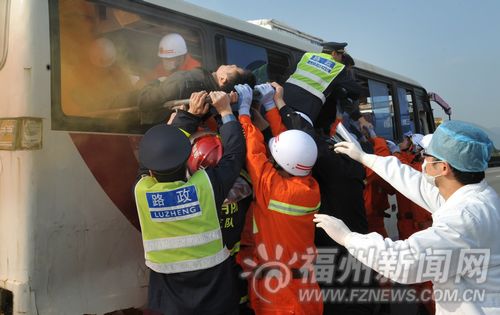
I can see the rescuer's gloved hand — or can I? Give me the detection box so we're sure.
[254,83,275,111]
[313,214,352,247]
[334,141,377,168]
[234,84,253,116]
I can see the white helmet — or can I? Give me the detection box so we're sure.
[158,33,187,58]
[268,130,318,176]
[88,37,117,67]
[420,134,433,150]
[411,133,425,149]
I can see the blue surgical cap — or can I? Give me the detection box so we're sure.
[426,120,493,172]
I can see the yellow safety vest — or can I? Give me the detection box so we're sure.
[134,170,228,274]
[286,52,345,103]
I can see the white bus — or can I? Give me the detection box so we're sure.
[0,0,497,314]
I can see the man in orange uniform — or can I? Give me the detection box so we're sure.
[137,33,201,87]
[235,83,323,315]
[394,133,433,239]
[363,134,393,237]
[394,133,435,315]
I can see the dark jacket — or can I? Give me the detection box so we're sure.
[279,106,374,315]
[279,106,367,235]
[310,127,372,313]
[138,68,219,124]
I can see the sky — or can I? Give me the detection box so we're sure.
[184,0,500,147]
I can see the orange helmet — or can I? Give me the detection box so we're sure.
[187,131,223,175]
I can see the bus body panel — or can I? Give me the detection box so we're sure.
[0,0,39,313]
[33,130,147,314]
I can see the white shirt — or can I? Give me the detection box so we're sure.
[345,155,500,315]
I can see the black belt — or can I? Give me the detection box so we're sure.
[255,267,303,279]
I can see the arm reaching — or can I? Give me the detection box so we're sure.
[313,214,352,246]
[335,141,443,213]
[261,82,286,136]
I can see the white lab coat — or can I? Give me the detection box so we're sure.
[345,155,500,315]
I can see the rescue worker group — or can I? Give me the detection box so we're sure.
[134,40,500,315]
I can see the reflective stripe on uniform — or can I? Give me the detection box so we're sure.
[239,169,252,185]
[253,215,258,234]
[286,52,344,104]
[135,171,225,274]
[179,128,191,137]
[146,247,229,273]
[143,228,222,252]
[286,77,326,103]
[268,199,320,216]
[239,295,249,304]
[293,68,331,90]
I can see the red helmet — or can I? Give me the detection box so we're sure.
[187,131,223,175]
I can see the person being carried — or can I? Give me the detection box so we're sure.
[114,64,255,125]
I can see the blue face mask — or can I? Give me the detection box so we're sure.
[422,159,444,186]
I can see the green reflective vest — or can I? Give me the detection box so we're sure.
[287,52,345,103]
[134,170,228,274]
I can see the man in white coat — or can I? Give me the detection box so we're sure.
[314,120,500,315]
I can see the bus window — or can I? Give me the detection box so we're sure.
[397,87,415,135]
[267,49,291,84]
[216,36,291,85]
[364,79,396,141]
[53,0,204,131]
[222,37,269,84]
[0,0,9,70]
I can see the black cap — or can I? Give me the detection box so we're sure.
[139,124,191,172]
[321,41,348,53]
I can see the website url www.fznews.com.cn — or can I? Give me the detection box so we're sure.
[298,288,486,304]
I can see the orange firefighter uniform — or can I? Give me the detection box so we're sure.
[394,151,435,314]
[363,137,394,237]
[393,153,433,239]
[239,114,323,315]
[139,54,201,86]
[264,107,287,136]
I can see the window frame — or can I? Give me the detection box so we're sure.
[354,66,433,141]
[0,0,10,70]
[49,0,209,133]
[213,26,298,84]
